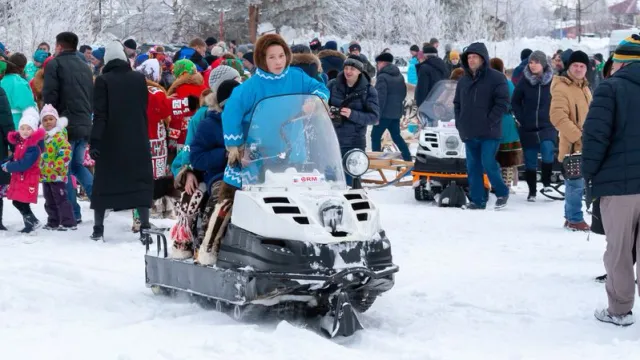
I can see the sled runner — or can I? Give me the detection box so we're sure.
[362,151,414,188]
[143,94,398,338]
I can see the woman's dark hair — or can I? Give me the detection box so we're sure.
[6,53,27,76]
[603,55,614,79]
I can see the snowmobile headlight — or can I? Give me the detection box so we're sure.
[445,136,460,150]
[343,149,369,178]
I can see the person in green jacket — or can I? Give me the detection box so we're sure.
[24,49,49,81]
[490,58,523,193]
[0,55,37,129]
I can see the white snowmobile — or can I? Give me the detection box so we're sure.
[412,80,487,206]
[144,94,398,338]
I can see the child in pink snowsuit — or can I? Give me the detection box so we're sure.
[1,107,44,233]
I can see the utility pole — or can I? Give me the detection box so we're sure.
[577,0,581,43]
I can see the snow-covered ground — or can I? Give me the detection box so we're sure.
[1,186,639,360]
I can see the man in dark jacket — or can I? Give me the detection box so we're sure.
[43,32,95,224]
[327,55,380,185]
[511,49,532,85]
[583,36,640,327]
[370,52,411,161]
[415,45,448,107]
[0,87,14,230]
[89,41,153,244]
[454,42,510,209]
[511,50,556,201]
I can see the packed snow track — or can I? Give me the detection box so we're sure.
[1,186,638,359]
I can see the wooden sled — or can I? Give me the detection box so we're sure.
[362,152,414,188]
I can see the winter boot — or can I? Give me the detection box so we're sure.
[494,196,509,210]
[91,225,104,242]
[197,200,233,266]
[565,220,590,232]
[19,214,40,234]
[525,170,537,202]
[0,201,6,231]
[540,162,554,193]
[139,226,153,246]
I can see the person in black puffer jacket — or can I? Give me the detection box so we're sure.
[415,45,448,107]
[43,32,95,224]
[511,50,556,201]
[370,52,410,161]
[0,86,14,230]
[327,55,380,184]
[454,42,510,209]
[583,36,640,326]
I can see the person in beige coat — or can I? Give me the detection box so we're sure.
[550,50,592,231]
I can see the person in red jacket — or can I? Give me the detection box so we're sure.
[166,59,207,154]
[136,59,190,222]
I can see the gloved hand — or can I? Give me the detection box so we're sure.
[89,147,101,161]
[226,146,244,167]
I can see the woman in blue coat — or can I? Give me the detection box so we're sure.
[511,51,556,201]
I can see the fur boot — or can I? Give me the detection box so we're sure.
[169,184,207,259]
[197,199,233,266]
[501,167,514,193]
[151,198,164,219]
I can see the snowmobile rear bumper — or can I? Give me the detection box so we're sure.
[143,230,398,306]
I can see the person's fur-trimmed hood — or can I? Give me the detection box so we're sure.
[317,49,347,61]
[254,34,292,73]
[523,65,554,86]
[8,127,46,146]
[291,53,322,70]
[167,72,204,95]
[204,92,221,112]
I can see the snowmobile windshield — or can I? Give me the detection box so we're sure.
[418,80,457,128]
[239,94,347,190]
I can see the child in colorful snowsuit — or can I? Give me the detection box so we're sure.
[40,104,75,230]
[1,107,44,233]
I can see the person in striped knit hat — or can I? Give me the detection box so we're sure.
[582,34,640,327]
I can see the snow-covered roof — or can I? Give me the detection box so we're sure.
[609,0,639,14]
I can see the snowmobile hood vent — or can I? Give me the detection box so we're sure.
[344,192,374,223]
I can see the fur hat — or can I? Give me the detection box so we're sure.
[344,54,365,73]
[520,49,533,61]
[208,65,240,91]
[19,107,40,130]
[216,80,240,108]
[375,52,394,63]
[567,50,589,68]
[254,34,292,73]
[136,59,161,82]
[528,50,548,68]
[450,67,465,81]
[104,41,127,64]
[123,39,137,51]
[211,46,225,57]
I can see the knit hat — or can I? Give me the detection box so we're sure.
[423,45,438,55]
[242,52,254,65]
[613,34,640,63]
[92,47,105,61]
[237,44,250,54]
[39,104,59,121]
[520,49,533,61]
[33,49,48,64]
[216,79,240,108]
[344,54,365,73]
[528,50,548,68]
[208,65,240,91]
[410,45,420,52]
[324,41,338,51]
[290,44,311,54]
[375,52,394,63]
[309,38,322,51]
[123,39,137,51]
[136,59,161,82]
[19,107,40,130]
[205,37,217,47]
[173,59,197,77]
[567,50,590,68]
[211,46,225,57]
[349,43,362,53]
[104,41,127,64]
[594,53,604,63]
[449,51,460,60]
